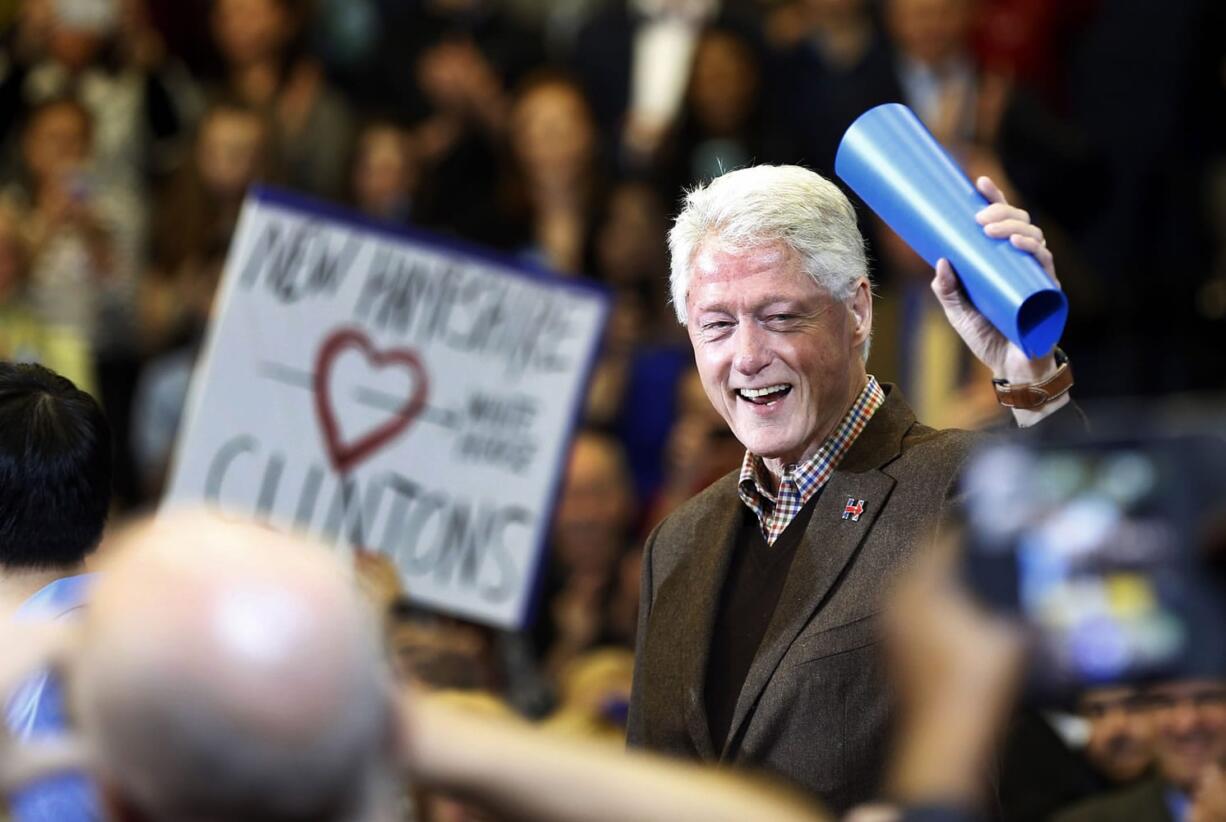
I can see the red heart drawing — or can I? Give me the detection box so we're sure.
[313,328,429,474]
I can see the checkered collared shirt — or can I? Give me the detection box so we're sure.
[738,376,886,546]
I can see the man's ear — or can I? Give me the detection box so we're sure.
[849,278,872,348]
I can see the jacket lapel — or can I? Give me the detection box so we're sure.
[1138,778,1178,822]
[720,388,914,756]
[647,475,743,760]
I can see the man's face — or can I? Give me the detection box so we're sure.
[554,435,633,575]
[685,240,870,470]
[887,0,971,67]
[24,103,90,182]
[211,0,293,67]
[511,82,595,180]
[1145,679,1226,793]
[196,110,266,200]
[0,221,25,302]
[1079,687,1154,784]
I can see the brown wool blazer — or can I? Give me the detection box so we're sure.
[627,385,980,814]
[1052,778,1175,822]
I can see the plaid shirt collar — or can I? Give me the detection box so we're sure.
[738,376,886,545]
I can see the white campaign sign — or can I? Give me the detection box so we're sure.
[165,188,609,629]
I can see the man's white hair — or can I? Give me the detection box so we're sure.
[668,165,871,357]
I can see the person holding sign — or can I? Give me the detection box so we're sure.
[626,161,1076,813]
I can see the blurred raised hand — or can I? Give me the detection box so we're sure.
[0,622,84,795]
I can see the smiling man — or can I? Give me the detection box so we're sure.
[626,164,1073,812]
[1056,679,1226,822]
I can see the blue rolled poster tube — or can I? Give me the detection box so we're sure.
[835,103,1067,359]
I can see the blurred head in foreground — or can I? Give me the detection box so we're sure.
[0,362,111,573]
[70,512,393,822]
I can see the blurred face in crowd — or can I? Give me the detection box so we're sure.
[675,367,738,446]
[1078,686,1154,784]
[605,288,647,353]
[510,80,596,185]
[426,0,483,14]
[30,0,114,70]
[685,240,871,472]
[390,617,496,691]
[211,0,295,67]
[688,30,759,136]
[679,368,718,422]
[0,233,23,304]
[596,182,668,288]
[196,107,267,200]
[0,212,28,302]
[48,30,106,72]
[351,124,417,218]
[553,434,635,577]
[887,0,973,66]
[664,369,744,487]
[1145,679,1226,793]
[805,0,868,23]
[22,101,92,184]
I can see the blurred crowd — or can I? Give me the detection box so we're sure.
[1,0,1225,503]
[1,1,1226,819]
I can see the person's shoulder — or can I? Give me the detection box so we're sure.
[642,469,741,583]
[1051,778,1171,822]
[653,470,741,538]
[869,383,982,473]
[890,420,983,481]
[901,420,982,453]
[640,470,744,593]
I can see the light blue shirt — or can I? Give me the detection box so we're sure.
[5,573,101,822]
[1166,787,1192,822]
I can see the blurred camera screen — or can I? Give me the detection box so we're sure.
[961,435,1226,697]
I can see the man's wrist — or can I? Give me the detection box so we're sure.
[992,348,1072,413]
[992,351,1060,386]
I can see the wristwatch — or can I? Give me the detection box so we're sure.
[992,347,1073,410]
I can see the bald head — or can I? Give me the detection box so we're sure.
[71,512,391,822]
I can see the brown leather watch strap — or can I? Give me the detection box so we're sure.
[992,352,1073,410]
